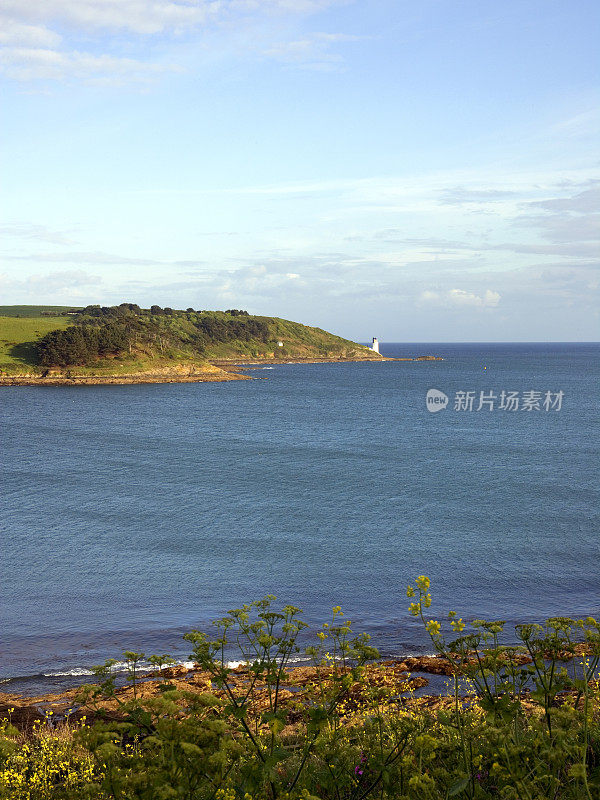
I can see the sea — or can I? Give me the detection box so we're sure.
[1,343,599,696]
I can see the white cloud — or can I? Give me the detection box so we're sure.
[26,269,102,290]
[1,1,222,36]
[2,269,103,295]
[449,288,500,307]
[528,185,600,214]
[550,109,600,138]
[1,1,341,35]
[0,0,346,82]
[439,187,517,205]
[420,288,501,309]
[514,213,599,244]
[0,46,180,82]
[494,242,599,259]
[420,290,439,303]
[0,20,61,47]
[264,31,363,70]
[3,249,167,265]
[0,223,75,245]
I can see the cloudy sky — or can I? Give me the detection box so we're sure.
[1,0,599,341]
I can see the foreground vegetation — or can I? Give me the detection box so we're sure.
[0,304,374,376]
[2,579,599,799]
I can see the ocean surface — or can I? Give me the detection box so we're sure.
[1,343,599,696]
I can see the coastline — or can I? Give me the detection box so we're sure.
[2,635,593,730]
[0,656,449,728]
[212,354,442,367]
[0,643,590,729]
[0,353,442,387]
[0,362,249,386]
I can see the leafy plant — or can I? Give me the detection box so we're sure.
[3,589,599,799]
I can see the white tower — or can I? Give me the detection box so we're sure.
[371,337,379,353]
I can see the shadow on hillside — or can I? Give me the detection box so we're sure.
[8,342,38,365]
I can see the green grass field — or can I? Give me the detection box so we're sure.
[0,305,80,317]
[0,315,72,367]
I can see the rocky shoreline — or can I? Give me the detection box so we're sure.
[0,353,442,387]
[1,642,591,730]
[0,656,450,730]
[215,355,443,367]
[0,362,249,386]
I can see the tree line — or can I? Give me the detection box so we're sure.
[36,324,130,367]
[36,304,270,367]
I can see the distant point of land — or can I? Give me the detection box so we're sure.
[0,303,383,385]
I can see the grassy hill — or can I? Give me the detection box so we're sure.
[0,304,379,378]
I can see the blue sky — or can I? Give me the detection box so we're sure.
[1,0,599,341]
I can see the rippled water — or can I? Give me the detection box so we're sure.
[1,343,598,694]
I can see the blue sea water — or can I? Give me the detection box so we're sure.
[1,343,599,695]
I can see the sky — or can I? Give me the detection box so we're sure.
[1,0,599,341]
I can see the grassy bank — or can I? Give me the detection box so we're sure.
[1,579,599,799]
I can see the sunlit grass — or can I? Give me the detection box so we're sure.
[0,316,72,367]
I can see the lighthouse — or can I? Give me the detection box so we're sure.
[370,337,380,354]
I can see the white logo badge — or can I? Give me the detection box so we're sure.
[426,388,448,413]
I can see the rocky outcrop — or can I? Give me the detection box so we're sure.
[0,362,249,386]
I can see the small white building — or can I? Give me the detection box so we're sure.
[370,337,380,354]
[277,340,284,347]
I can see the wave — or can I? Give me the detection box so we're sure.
[42,659,198,678]
[43,668,95,677]
[39,655,308,679]
[3,654,314,689]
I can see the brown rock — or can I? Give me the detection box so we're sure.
[0,702,45,730]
